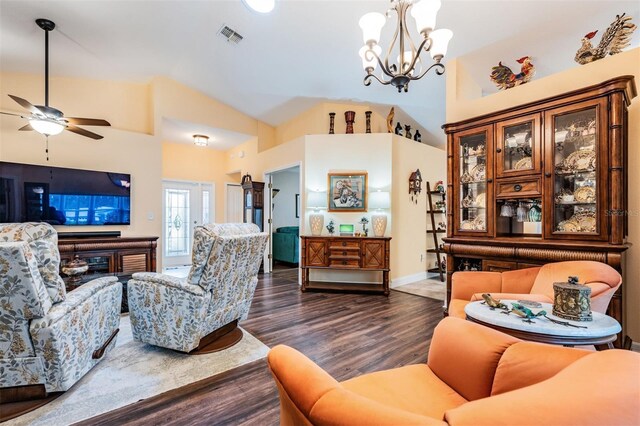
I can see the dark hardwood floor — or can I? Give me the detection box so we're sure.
[78,269,444,426]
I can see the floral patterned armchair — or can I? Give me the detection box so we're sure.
[128,223,268,353]
[0,223,122,400]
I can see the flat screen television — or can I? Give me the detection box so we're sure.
[0,162,131,226]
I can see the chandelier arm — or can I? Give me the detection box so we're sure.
[408,62,446,81]
[383,2,402,73]
[366,48,397,80]
[403,36,431,77]
[364,73,393,87]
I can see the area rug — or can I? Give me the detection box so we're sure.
[393,278,446,303]
[8,315,269,426]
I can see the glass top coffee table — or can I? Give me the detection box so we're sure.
[464,300,621,349]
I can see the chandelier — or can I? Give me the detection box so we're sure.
[359,0,453,93]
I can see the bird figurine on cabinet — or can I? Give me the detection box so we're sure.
[490,56,535,90]
[574,14,637,65]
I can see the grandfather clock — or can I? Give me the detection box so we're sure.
[241,174,264,231]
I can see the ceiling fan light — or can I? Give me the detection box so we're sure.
[359,45,381,71]
[429,28,453,61]
[411,0,441,36]
[359,12,386,45]
[193,134,209,147]
[242,0,275,13]
[29,118,64,136]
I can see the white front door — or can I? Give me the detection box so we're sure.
[162,180,214,267]
[225,183,243,223]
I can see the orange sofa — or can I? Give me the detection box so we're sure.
[448,261,621,319]
[267,317,639,425]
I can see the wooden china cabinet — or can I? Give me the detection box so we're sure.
[442,76,636,347]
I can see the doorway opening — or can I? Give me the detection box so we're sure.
[162,180,214,268]
[264,164,301,273]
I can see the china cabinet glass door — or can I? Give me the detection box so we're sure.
[496,113,541,177]
[544,99,607,240]
[454,125,493,236]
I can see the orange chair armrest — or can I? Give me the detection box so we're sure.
[451,271,502,300]
[267,345,340,418]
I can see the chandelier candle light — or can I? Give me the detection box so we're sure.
[370,190,391,237]
[307,190,327,236]
[359,0,453,93]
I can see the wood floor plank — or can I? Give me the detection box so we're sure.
[77,268,443,425]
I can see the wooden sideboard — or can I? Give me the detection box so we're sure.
[300,236,391,295]
[58,236,158,285]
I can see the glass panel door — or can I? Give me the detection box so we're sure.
[496,113,541,177]
[545,99,606,240]
[455,125,493,235]
[162,181,214,267]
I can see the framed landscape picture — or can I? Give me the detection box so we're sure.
[327,172,368,212]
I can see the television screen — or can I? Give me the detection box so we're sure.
[0,162,131,226]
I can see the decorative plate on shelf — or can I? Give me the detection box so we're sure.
[470,163,486,181]
[556,211,596,233]
[475,193,486,207]
[460,220,475,230]
[473,216,486,230]
[574,186,596,203]
[514,156,532,170]
[564,149,596,172]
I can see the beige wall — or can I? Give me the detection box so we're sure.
[161,142,231,222]
[446,48,640,341]
[391,135,447,283]
[0,72,276,270]
[274,102,392,147]
[0,73,161,255]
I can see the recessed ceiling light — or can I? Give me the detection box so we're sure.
[242,0,275,14]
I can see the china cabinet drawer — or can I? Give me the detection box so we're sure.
[496,177,541,199]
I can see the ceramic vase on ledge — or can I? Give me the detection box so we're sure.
[345,111,356,134]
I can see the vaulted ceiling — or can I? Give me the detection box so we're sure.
[1,1,638,147]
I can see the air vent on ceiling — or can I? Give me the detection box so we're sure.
[218,25,243,44]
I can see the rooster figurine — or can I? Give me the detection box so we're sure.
[490,56,535,90]
[575,14,637,65]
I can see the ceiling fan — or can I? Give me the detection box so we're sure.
[0,19,110,140]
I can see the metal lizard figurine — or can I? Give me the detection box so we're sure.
[503,302,547,324]
[481,293,509,311]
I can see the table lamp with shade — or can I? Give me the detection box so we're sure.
[370,190,390,237]
[307,190,327,236]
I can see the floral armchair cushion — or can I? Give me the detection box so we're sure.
[0,222,67,303]
[188,223,263,289]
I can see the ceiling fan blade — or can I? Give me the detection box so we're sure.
[66,125,104,140]
[65,117,111,126]
[8,95,45,115]
[18,124,34,131]
[0,111,27,118]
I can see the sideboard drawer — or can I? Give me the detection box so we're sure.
[330,240,360,249]
[329,258,360,268]
[496,177,541,199]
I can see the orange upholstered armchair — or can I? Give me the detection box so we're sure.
[448,261,621,319]
[267,317,639,426]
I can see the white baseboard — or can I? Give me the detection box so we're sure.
[391,271,427,288]
[631,341,640,353]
